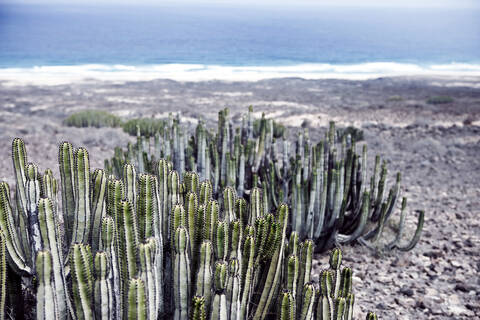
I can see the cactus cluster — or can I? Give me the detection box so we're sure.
[0,138,379,319]
[104,107,424,253]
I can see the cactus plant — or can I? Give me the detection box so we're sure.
[0,138,381,320]
[104,109,424,255]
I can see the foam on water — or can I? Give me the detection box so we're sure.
[1,63,480,85]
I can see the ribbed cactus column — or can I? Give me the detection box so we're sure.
[185,192,200,277]
[330,248,342,298]
[38,198,68,319]
[235,198,247,232]
[94,251,114,319]
[173,226,190,320]
[316,249,358,320]
[127,278,147,320]
[12,139,30,257]
[195,241,213,310]
[222,187,236,223]
[90,169,107,252]
[279,290,295,320]
[318,270,334,320]
[297,240,313,309]
[299,283,315,320]
[0,231,6,320]
[285,254,299,300]
[204,200,218,242]
[239,235,254,320]
[249,187,262,224]
[36,250,58,320]
[168,171,181,240]
[210,261,228,320]
[116,200,140,316]
[149,175,165,316]
[192,296,206,320]
[70,244,94,320]
[101,216,121,318]
[253,204,289,320]
[25,163,42,264]
[214,220,228,261]
[0,182,30,274]
[137,174,156,241]
[139,238,158,320]
[71,148,91,245]
[58,142,76,245]
[123,164,137,209]
[226,258,240,320]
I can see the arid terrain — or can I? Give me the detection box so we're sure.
[0,76,479,319]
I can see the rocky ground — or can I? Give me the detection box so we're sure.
[0,76,479,319]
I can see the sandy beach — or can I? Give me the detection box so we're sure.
[0,75,479,319]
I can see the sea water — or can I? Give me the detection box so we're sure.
[0,3,479,82]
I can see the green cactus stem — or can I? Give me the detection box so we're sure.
[204,200,219,241]
[253,204,288,320]
[195,240,213,310]
[297,240,314,308]
[70,243,94,320]
[211,261,228,320]
[239,235,255,320]
[71,147,91,245]
[38,198,68,319]
[192,296,206,320]
[0,231,6,320]
[101,216,121,318]
[299,282,316,320]
[139,238,158,320]
[0,182,30,274]
[279,290,295,320]
[36,250,58,320]
[94,251,114,320]
[90,169,107,252]
[173,226,190,320]
[226,258,240,320]
[137,174,156,241]
[127,278,147,320]
[58,142,76,246]
[285,255,299,300]
[12,139,30,256]
[25,164,42,264]
[123,163,137,209]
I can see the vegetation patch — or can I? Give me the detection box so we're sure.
[426,95,454,105]
[122,117,167,137]
[387,95,403,102]
[63,109,122,128]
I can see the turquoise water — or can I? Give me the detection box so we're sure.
[0,3,479,79]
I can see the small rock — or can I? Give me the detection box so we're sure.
[454,283,476,293]
[399,286,414,297]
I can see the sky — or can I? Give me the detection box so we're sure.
[3,0,480,8]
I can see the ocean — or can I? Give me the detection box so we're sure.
[0,3,479,82]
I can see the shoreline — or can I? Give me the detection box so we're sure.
[1,63,480,86]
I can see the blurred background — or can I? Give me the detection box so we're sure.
[0,0,479,82]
